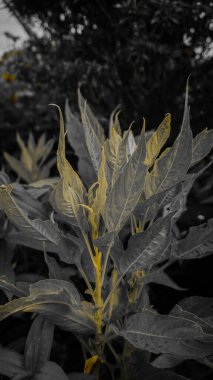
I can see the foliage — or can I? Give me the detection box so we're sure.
[1,0,213,155]
[0,84,213,379]
[4,131,56,183]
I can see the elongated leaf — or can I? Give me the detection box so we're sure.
[54,105,84,195]
[17,132,34,172]
[24,316,54,374]
[3,152,30,182]
[0,185,60,244]
[126,129,137,157]
[65,100,96,186]
[78,90,104,175]
[78,89,105,145]
[0,279,95,334]
[172,218,213,259]
[111,129,130,187]
[109,106,122,137]
[191,128,213,167]
[37,361,69,380]
[145,83,192,197]
[114,308,213,358]
[0,346,27,378]
[51,105,88,231]
[145,113,171,168]
[103,128,147,232]
[120,213,174,274]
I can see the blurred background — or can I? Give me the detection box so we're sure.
[0,0,213,157]
[0,4,213,378]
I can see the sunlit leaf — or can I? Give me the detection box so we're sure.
[145,113,171,168]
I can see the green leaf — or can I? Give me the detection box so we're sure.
[191,128,213,167]
[36,361,69,380]
[103,127,147,232]
[114,308,213,358]
[0,279,95,334]
[0,346,27,378]
[0,184,60,244]
[24,315,54,374]
[65,100,96,187]
[172,218,213,259]
[144,83,192,197]
[120,213,174,274]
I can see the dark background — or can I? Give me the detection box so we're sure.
[0,1,213,379]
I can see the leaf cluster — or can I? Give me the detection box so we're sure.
[0,83,213,379]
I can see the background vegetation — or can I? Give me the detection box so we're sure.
[1,0,213,154]
[0,1,213,379]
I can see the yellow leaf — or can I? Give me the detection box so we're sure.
[51,104,84,195]
[16,133,34,173]
[109,108,122,138]
[109,269,119,319]
[145,113,171,168]
[84,355,100,374]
